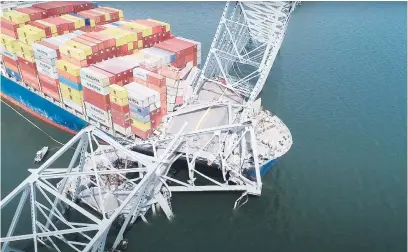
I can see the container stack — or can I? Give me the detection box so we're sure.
[1,18,20,39]
[154,37,201,68]
[125,82,160,139]
[80,66,113,127]
[1,4,205,140]
[16,25,46,90]
[33,33,81,103]
[109,84,131,136]
[1,33,21,80]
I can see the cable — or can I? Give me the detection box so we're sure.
[1,99,66,146]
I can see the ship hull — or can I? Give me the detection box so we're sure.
[1,74,278,175]
[1,75,87,133]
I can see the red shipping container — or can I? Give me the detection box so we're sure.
[147,72,165,87]
[21,69,40,89]
[150,111,162,129]
[185,53,194,63]
[133,20,162,34]
[42,85,61,101]
[60,54,89,67]
[28,21,53,37]
[3,55,19,68]
[18,57,37,71]
[3,59,19,73]
[1,27,18,39]
[44,17,74,34]
[4,62,19,73]
[38,72,59,87]
[78,10,103,24]
[131,126,152,140]
[69,1,94,13]
[83,87,110,111]
[96,7,120,21]
[84,32,116,48]
[133,77,147,86]
[1,18,19,32]
[112,115,131,128]
[16,7,48,21]
[57,69,81,84]
[79,35,104,51]
[111,103,130,114]
[40,76,59,91]
[72,37,99,54]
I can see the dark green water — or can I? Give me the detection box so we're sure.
[1,2,406,252]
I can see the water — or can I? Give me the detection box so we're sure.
[1,2,406,251]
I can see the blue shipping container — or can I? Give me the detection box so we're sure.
[5,68,22,82]
[58,76,82,91]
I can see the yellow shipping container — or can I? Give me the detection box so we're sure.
[17,25,46,43]
[147,19,171,32]
[15,41,34,56]
[62,95,83,105]
[90,19,96,27]
[110,84,128,99]
[92,9,111,21]
[60,86,83,102]
[138,40,143,49]
[131,119,151,131]
[110,96,129,106]
[16,51,35,62]
[121,22,152,37]
[100,7,124,18]
[36,20,57,34]
[0,34,18,52]
[100,30,128,46]
[56,60,81,77]
[65,40,92,56]
[2,10,30,24]
[59,45,87,60]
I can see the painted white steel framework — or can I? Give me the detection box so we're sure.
[192,1,297,118]
[1,1,297,251]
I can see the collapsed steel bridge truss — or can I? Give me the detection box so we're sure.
[1,1,297,251]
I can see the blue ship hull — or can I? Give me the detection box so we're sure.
[1,74,277,177]
[1,75,87,132]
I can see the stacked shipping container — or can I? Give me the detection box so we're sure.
[1,2,202,140]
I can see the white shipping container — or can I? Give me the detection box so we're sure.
[63,98,84,113]
[113,123,132,136]
[82,79,111,95]
[126,82,158,105]
[80,68,111,87]
[37,66,59,79]
[35,54,57,66]
[32,43,58,59]
[128,93,149,108]
[85,102,111,124]
[165,78,179,88]
[167,86,177,96]
[133,68,150,81]
[1,49,18,60]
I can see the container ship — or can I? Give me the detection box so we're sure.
[0,1,293,179]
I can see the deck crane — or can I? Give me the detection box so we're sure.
[0,1,297,252]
